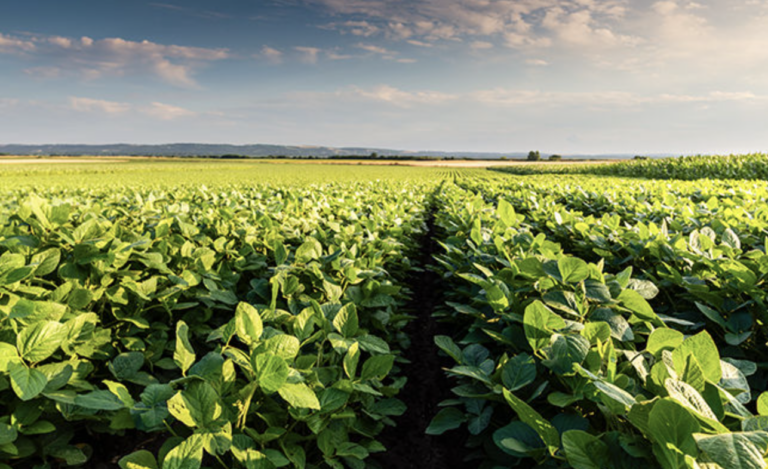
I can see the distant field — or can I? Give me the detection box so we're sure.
[0,155,619,168]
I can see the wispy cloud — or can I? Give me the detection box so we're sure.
[257,46,284,63]
[150,3,231,20]
[69,97,131,115]
[69,96,196,120]
[294,46,322,64]
[142,102,197,120]
[0,30,229,87]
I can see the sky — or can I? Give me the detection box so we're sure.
[1,0,768,155]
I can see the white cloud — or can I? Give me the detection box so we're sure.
[526,58,549,66]
[356,43,395,55]
[0,33,36,53]
[70,97,131,115]
[142,102,197,120]
[68,97,196,120]
[308,0,632,50]
[0,30,229,87]
[470,41,494,50]
[295,46,321,64]
[258,46,284,63]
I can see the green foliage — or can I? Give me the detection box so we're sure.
[429,176,768,469]
[0,178,432,467]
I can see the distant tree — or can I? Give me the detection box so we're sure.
[548,154,562,161]
[634,155,650,160]
[370,152,378,159]
[499,156,508,161]
[527,150,541,161]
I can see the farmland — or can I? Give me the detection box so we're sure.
[0,157,766,469]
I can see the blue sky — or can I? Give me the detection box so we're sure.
[1,0,768,154]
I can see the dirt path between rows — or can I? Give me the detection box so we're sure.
[372,185,467,469]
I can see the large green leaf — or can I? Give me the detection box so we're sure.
[163,434,204,469]
[524,301,554,352]
[649,398,700,469]
[119,450,159,469]
[235,302,263,347]
[618,289,662,325]
[251,353,289,394]
[277,383,320,410]
[168,381,222,428]
[16,320,66,363]
[671,331,722,384]
[502,353,536,392]
[9,362,47,401]
[174,321,195,375]
[558,257,589,284]
[646,329,684,357]
[694,432,768,469]
[360,355,395,381]
[758,393,768,416]
[426,407,467,435]
[332,303,359,338]
[562,430,609,469]
[542,334,589,376]
[503,388,560,456]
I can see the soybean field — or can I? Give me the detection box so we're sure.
[0,157,766,469]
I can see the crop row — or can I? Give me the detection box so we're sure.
[428,179,768,468]
[490,153,768,180]
[0,181,435,469]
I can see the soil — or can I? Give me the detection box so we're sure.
[83,429,167,468]
[371,189,468,469]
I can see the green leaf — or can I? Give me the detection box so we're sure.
[502,353,536,392]
[503,388,560,456]
[295,238,322,263]
[649,399,700,469]
[722,228,742,250]
[360,355,395,381]
[664,379,727,433]
[251,354,289,394]
[119,450,159,469]
[581,322,611,345]
[562,430,610,469]
[277,383,320,410]
[333,303,359,338]
[0,423,18,446]
[758,393,768,416]
[168,381,222,428]
[618,289,661,325]
[174,321,195,375]
[16,321,66,363]
[493,422,544,457]
[9,362,47,401]
[425,407,466,435]
[163,434,204,469]
[671,331,722,384]
[434,335,462,363]
[258,335,300,361]
[343,342,360,379]
[647,329,684,357]
[75,390,125,411]
[542,334,590,375]
[31,248,61,277]
[497,199,516,226]
[695,432,768,469]
[109,352,145,381]
[558,257,589,283]
[235,302,263,347]
[524,301,553,352]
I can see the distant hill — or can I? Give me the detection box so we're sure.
[0,143,656,159]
